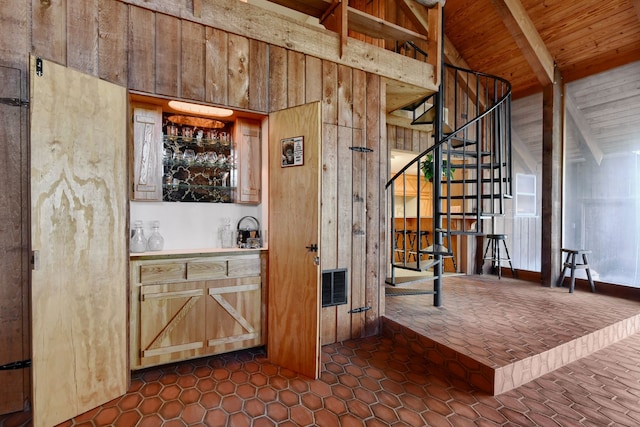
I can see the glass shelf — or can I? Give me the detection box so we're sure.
[163,183,235,203]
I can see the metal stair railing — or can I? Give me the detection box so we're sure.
[386,61,512,306]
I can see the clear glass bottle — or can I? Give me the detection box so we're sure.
[220,217,234,248]
[147,220,165,251]
[130,220,147,253]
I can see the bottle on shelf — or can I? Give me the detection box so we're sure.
[147,220,165,251]
[130,220,147,253]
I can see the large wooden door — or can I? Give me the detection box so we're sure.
[268,102,322,379]
[29,57,128,427]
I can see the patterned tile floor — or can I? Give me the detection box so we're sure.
[2,275,640,426]
[384,275,640,395]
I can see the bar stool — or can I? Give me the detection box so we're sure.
[556,248,596,293]
[482,234,516,279]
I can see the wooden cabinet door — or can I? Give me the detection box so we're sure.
[235,118,262,204]
[131,104,163,201]
[138,282,206,366]
[206,276,262,354]
[30,57,128,427]
[268,102,322,379]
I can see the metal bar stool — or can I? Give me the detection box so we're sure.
[482,234,516,279]
[556,248,596,293]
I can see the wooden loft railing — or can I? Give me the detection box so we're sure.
[265,0,441,83]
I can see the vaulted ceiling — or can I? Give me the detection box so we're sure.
[444,0,640,99]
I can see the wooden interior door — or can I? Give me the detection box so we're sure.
[268,102,322,379]
[29,57,128,427]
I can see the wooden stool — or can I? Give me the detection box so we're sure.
[557,249,596,293]
[482,234,516,279]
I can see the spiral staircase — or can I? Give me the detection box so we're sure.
[386,60,513,307]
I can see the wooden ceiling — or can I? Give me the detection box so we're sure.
[258,0,640,161]
[444,0,640,99]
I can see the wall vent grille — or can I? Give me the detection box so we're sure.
[322,269,348,307]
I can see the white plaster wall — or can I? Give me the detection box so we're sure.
[130,201,264,250]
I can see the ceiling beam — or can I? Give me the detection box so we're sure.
[397,0,429,36]
[564,91,604,165]
[490,0,555,86]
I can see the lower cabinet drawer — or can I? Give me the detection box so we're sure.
[139,262,186,283]
[228,257,260,277]
[187,261,227,281]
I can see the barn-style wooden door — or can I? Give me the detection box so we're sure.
[29,57,128,427]
[268,102,322,379]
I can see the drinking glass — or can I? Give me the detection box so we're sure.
[183,149,196,165]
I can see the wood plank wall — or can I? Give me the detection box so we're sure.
[14,0,388,346]
[387,124,432,153]
[0,0,32,414]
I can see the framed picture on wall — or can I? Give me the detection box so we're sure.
[281,136,304,167]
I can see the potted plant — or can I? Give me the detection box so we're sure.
[420,153,455,182]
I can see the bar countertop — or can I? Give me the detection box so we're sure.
[130,247,267,260]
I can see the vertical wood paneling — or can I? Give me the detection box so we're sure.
[419,130,431,152]
[337,65,353,128]
[31,0,66,65]
[287,50,305,107]
[336,124,354,342]
[305,55,323,103]
[352,69,366,130]
[0,1,30,414]
[268,45,287,112]
[322,61,338,124]
[365,73,383,335]
[320,122,339,345]
[411,130,420,152]
[0,65,29,416]
[350,127,366,338]
[67,0,98,75]
[205,27,228,105]
[387,125,396,150]
[249,40,268,112]
[349,70,368,338]
[98,0,128,85]
[181,21,206,101]
[128,6,155,93]
[396,126,405,150]
[155,13,180,97]
[227,33,249,109]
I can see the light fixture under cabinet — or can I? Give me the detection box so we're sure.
[168,100,234,118]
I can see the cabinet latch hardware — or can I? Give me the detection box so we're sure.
[348,306,371,314]
[305,244,318,253]
[0,359,32,371]
[0,97,29,107]
[349,146,373,153]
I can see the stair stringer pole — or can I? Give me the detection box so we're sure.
[432,5,446,307]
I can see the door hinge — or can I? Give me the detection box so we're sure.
[0,97,29,107]
[348,306,372,314]
[305,243,318,253]
[0,359,32,370]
